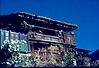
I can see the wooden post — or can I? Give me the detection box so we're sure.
[29,41,35,57]
[19,32,20,40]
[70,32,75,46]
[14,32,16,40]
[22,34,24,40]
[9,30,11,40]
[65,32,68,44]
[4,30,6,40]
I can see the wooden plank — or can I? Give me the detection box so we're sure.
[34,25,58,32]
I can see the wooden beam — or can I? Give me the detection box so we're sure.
[34,25,58,32]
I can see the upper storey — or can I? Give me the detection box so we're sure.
[0,12,78,33]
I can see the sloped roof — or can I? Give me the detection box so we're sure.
[76,48,91,53]
[0,12,79,32]
[17,12,78,30]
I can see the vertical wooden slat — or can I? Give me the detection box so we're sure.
[1,30,4,41]
[70,32,75,46]
[19,32,20,40]
[4,30,6,40]
[32,44,35,56]
[22,34,24,40]
[68,32,71,44]
[27,34,30,52]
[73,34,75,45]
[0,30,1,45]
[29,42,34,57]
[9,30,11,40]
[14,32,16,40]
[71,34,73,45]
[17,33,19,40]
[29,42,32,55]
[70,32,72,45]
[65,32,68,44]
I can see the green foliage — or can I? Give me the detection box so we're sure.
[0,39,32,67]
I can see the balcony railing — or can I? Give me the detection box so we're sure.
[29,32,64,43]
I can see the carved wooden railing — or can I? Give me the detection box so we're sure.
[28,32,64,43]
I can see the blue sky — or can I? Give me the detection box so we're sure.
[0,0,99,52]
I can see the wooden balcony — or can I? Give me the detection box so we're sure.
[28,32,64,44]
